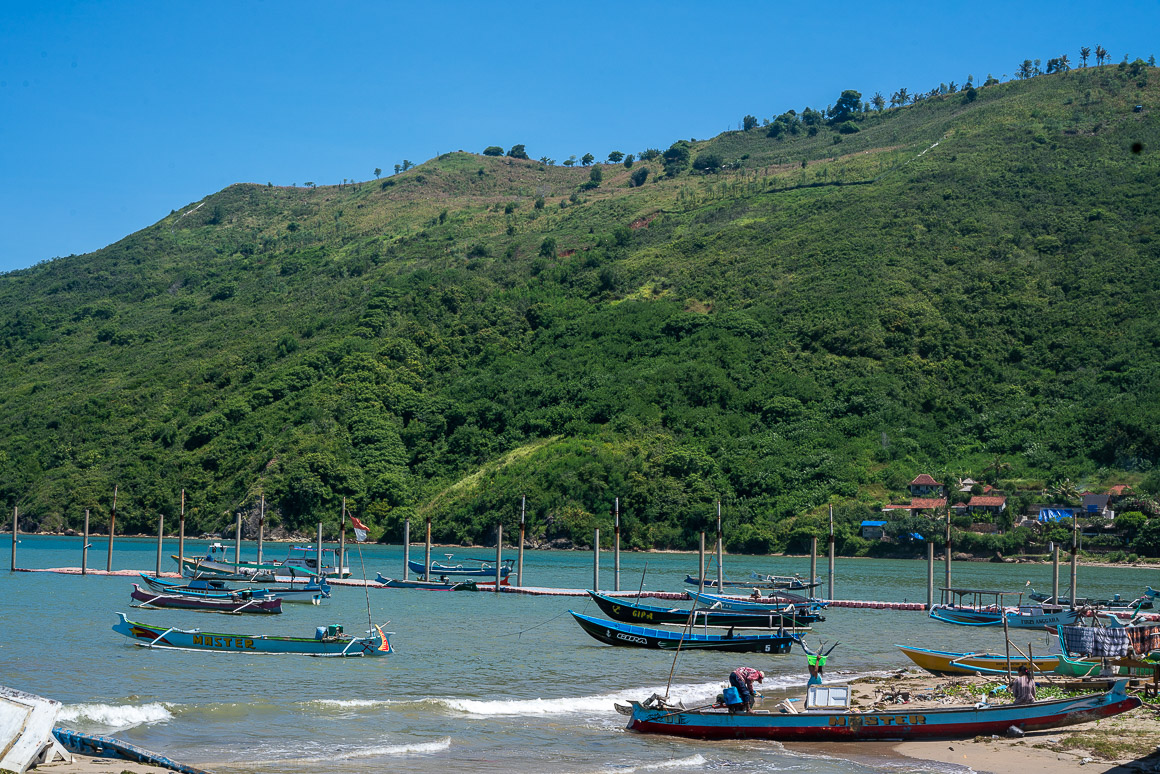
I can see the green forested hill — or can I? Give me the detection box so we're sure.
[2,64,1158,551]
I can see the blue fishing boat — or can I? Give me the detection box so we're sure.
[375,573,486,591]
[588,590,823,628]
[569,610,797,653]
[686,590,825,615]
[130,584,283,614]
[624,679,1140,740]
[139,573,331,604]
[929,588,1079,629]
[407,554,513,578]
[111,612,391,657]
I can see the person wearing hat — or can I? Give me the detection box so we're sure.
[729,667,764,712]
[1010,664,1036,704]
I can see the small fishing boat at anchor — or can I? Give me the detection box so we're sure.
[111,612,392,657]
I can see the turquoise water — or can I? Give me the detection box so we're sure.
[2,535,1155,773]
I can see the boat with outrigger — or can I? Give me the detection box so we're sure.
[620,679,1140,740]
[929,587,1080,630]
[112,612,391,657]
[407,553,514,578]
[684,572,821,591]
[174,543,350,580]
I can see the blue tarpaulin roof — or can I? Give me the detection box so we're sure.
[1039,508,1075,522]
[861,520,887,527]
[909,533,925,540]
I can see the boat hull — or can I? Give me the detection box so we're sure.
[588,591,822,627]
[570,611,796,653]
[111,612,390,657]
[684,575,820,591]
[686,590,822,615]
[626,681,1140,740]
[131,585,282,614]
[139,574,329,604]
[896,645,1096,676]
[406,560,511,578]
[930,606,1079,629]
[375,573,487,590]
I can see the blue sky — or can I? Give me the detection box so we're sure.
[2,0,1158,273]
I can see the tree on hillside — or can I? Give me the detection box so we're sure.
[394,164,401,175]
[507,144,529,159]
[1017,60,1034,79]
[1080,46,1091,67]
[374,168,381,179]
[662,141,691,177]
[483,146,504,156]
[402,160,413,171]
[607,150,624,163]
[692,151,722,172]
[742,114,758,131]
[623,154,634,168]
[984,73,999,86]
[828,90,862,124]
[871,92,886,111]
[893,88,909,106]
[563,155,577,167]
[539,237,557,258]
[1096,45,1108,66]
[581,153,595,166]
[639,148,661,161]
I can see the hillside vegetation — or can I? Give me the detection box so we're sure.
[1,63,1158,553]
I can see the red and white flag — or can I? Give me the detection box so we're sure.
[350,516,369,543]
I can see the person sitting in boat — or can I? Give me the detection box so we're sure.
[1010,665,1036,705]
[801,640,839,687]
[750,588,762,600]
[729,667,764,712]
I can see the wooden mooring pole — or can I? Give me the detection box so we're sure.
[155,511,164,576]
[593,527,600,592]
[926,541,934,609]
[82,509,90,575]
[698,531,706,595]
[403,517,411,580]
[809,537,817,587]
[1052,544,1060,603]
[178,490,185,576]
[424,518,432,581]
[495,522,503,593]
[715,501,723,590]
[257,495,265,566]
[517,496,526,587]
[827,505,835,601]
[107,485,118,573]
[234,513,242,575]
[338,498,346,578]
[316,522,323,578]
[613,497,621,592]
[10,506,17,572]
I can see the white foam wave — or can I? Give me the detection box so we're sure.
[440,670,896,718]
[250,737,451,764]
[440,681,723,716]
[630,754,707,771]
[310,698,391,709]
[59,702,174,730]
[560,754,708,774]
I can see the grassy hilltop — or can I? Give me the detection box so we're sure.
[1,62,1158,552]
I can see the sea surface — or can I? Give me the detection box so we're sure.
[2,535,1154,773]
